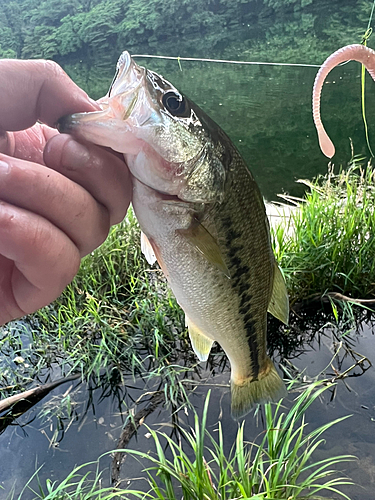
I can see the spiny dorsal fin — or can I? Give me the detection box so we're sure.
[186,316,214,362]
[141,231,157,265]
[177,222,230,277]
[268,262,289,325]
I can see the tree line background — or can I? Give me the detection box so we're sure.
[0,0,373,196]
[0,0,370,90]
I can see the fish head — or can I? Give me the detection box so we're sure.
[58,52,227,203]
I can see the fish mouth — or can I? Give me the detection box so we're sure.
[107,51,147,103]
[56,51,148,153]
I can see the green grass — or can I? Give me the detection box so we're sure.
[2,161,375,411]
[0,208,187,403]
[271,162,375,305]
[12,383,355,500]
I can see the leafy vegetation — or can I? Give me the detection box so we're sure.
[271,162,375,305]
[0,0,368,64]
[11,385,355,499]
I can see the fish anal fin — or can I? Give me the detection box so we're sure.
[267,262,289,325]
[231,357,287,419]
[186,316,214,362]
[177,222,230,277]
[141,231,157,265]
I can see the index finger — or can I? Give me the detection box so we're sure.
[0,59,100,133]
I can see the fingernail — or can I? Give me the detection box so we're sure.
[0,159,9,174]
[62,139,91,170]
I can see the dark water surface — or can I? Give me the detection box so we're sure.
[1,318,375,499]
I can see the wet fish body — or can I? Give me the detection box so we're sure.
[59,53,289,418]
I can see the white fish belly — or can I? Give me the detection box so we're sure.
[132,178,268,383]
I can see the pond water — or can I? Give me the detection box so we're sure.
[1,316,375,498]
[2,0,375,498]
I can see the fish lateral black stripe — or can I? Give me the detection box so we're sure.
[244,319,260,378]
[232,265,250,281]
[230,255,242,269]
[225,228,241,241]
[239,292,252,309]
[221,214,261,379]
[228,245,243,258]
[221,216,232,230]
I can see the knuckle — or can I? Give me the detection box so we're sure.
[42,59,65,79]
[0,202,15,230]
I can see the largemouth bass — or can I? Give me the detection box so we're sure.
[58,53,289,418]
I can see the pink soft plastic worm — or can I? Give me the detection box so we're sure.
[312,44,375,158]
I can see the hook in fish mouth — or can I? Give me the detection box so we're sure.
[56,113,75,133]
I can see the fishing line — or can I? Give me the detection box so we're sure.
[132,54,321,68]
[361,0,375,158]
[366,0,375,32]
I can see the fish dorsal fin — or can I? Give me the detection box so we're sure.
[267,262,289,325]
[177,222,230,277]
[186,316,214,362]
[141,231,157,265]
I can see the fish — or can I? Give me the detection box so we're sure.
[58,52,289,418]
[313,44,375,158]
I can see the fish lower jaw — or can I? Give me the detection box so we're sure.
[132,176,183,202]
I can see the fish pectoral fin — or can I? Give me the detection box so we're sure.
[141,231,157,265]
[267,262,289,325]
[177,222,230,278]
[186,316,214,362]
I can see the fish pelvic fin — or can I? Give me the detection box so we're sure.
[140,231,157,265]
[186,316,214,362]
[231,357,287,419]
[268,262,289,325]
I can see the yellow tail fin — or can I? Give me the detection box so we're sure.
[231,358,286,419]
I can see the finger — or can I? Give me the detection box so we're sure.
[0,154,110,257]
[0,59,100,133]
[0,200,80,323]
[44,134,132,225]
[0,124,59,164]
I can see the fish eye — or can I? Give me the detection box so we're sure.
[162,91,187,116]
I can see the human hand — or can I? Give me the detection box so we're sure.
[0,59,132,326]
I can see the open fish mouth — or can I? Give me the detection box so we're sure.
[57,51,149,154]
[108,51,145,98]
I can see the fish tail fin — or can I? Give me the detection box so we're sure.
[231,358,286,419]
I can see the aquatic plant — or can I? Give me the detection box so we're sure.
[12,384,354,500]
[122,385,354,500]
